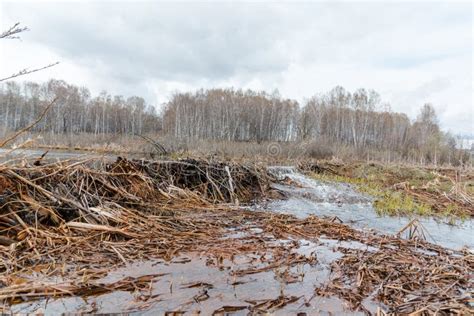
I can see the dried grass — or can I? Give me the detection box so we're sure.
[0,157,472,314]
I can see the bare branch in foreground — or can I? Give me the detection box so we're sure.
[0,62,60,82]
[0,97,57,148]
[0,22,29,39]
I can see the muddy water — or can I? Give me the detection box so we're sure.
[266,166,474,250]
[11,238,372,315]
[8,164,472,314]
[0,148,112,163]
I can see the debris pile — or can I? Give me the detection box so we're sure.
[317,241,472,314]
[1,158,269,234]
[0,157,472,314]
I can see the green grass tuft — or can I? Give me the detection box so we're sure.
[310,172,461,218]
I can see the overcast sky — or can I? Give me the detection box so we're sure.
[0,0,472,134]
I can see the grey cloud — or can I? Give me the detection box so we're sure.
[12,2,296,83]
[2,1,472,133]
[6,2,470,82]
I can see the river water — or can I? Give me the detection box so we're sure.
[266,166,473,250]
[0,148,109,162]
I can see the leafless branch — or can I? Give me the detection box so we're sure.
[0,22,58,81]
[0,62,60,82]
[0,22,29,39]
[0,97,57,148]
[136,134,168,155]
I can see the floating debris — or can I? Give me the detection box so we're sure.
[0,157,472,314]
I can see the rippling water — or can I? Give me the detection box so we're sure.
[266,166,473,250]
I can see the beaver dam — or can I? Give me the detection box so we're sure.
[0,157,472,315]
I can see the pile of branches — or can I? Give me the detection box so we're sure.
[112,157,271,203]
[0,156,472,314]
[0,157,272,271]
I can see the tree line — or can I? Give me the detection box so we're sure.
[162,89,299,142]
[0,79,467,165]
[162,87,462,164]
[0,80,161,137]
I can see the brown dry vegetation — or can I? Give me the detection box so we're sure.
[0,157,472,314]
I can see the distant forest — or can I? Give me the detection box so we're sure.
[0,79,468,165]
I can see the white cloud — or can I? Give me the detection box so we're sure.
[0,0,472,134]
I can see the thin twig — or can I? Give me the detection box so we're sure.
[0,97,57,148]
[0,62,59,82]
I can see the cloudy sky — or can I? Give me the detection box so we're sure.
[0,0,472,134]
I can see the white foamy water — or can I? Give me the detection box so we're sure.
[266,166,474,250]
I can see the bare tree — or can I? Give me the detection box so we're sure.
[0,79,161,137]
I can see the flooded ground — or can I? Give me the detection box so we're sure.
[266,166,473,250]
[11,236,375,315]
[5,163,472,314]
[0,148,108,162]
